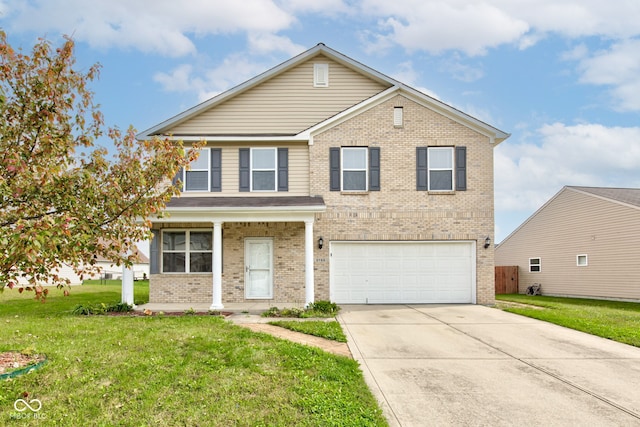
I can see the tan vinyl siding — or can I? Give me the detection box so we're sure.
[495,189,640,300]
[183,142,309,197]
[167,55,390,136]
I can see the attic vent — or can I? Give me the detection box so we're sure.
[314,63,329,87]
[394,107,403,127]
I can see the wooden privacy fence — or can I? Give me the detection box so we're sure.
[495,266,519,294]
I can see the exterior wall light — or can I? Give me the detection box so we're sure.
[318,237,324,249]
[484,236,491,249]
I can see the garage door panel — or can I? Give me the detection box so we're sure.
[331,241,474,304]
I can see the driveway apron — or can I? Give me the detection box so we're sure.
[338,304,640,427]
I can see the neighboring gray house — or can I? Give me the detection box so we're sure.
[495,186,640,301]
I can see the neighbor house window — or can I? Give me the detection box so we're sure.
[577,254,588,266]
[529,257,541,272]
[162,230,212,273]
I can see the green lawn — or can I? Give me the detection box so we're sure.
[269,320,348,343]
[496,294,640,347]
[0,283,386,426]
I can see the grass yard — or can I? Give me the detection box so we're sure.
[0,283,386,426]
[496,294,640,347]
[268,320,348,343]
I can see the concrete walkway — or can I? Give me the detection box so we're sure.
[338,304,640,427]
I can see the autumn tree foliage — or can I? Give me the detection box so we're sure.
[0,31,200,296]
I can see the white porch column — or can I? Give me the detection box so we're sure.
[210,221,224,310]
[304,220,315,307]
[121,264,136,307]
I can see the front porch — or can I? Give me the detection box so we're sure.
[122,196,326,309]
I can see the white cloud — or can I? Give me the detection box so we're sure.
[359,1,640,56]
[438,54,484,82]
[2,0,294,56]
[247,33,305,57]
[361,1,529,56]
[577,39,640,111]
[495,122,640,214]
[154,53,276,102]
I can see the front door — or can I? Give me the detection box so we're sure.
[245,238,273,299]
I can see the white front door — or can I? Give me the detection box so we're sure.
[245,238,273,299]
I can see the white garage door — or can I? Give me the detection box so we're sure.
[330,241,475,304]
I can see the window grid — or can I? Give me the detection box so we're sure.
[162,230,213,273]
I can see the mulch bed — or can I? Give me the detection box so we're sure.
[106,311,233,317]
[0,352,46,375]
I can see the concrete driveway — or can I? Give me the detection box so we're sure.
[338,304,640,427]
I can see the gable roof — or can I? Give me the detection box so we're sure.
[569,186,640,209]
[498,185,640,247]
[138,43,509,144]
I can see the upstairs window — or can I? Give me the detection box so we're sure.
[416,146,466,191]
[428,147,454,191]
[577,254,588,266]
[239,148,288,192]
[342,147,368,191]
[174,148,222,192]
[251,148,277,191]
[185,148,210,191]
[329,147,380,192]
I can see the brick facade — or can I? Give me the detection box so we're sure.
[149,95,497,306]
[309,95,496,305]
[150,222,307,304]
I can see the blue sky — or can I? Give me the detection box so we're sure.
[2,0,639,243]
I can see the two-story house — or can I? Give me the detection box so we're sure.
[137,43,509,309]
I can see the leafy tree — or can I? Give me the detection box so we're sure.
[0,31,200,298]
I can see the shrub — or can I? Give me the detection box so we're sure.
[306,300,340,315]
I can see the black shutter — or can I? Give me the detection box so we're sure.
[239,148,250,192]
[455,146,467,191]
[416,147,428,191]
[329,147,340,191]
[277,148,288,192]
[172,168,184,191]
[149,230,160,274]
[211,148,222,192]
[369,147,380,191]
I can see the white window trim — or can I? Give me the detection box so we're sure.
[183,147,210,192]
[161,229,213,274]
[250,147,278,192]
[577,254,588,267]
[529,257,541,273]
[341,147,368,192]
[427,147,455,191]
